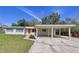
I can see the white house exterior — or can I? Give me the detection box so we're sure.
[4,27,25,35]
[4,24,76,40]
[4,26,36,35]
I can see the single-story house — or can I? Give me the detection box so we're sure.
[4,24,76,40]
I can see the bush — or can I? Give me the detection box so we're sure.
[29,35,36,39]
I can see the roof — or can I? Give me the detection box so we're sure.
[25,27,35,29]
[35,24,76,28]
[4,24,76,29]
[5,26,25,29]
[5,26,35,29]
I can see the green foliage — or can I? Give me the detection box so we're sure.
[72,23,79,31]
[12,18,41,26]
[12,23,17,26]
[58,20,66,24]
[29,19,42,26]
[17,18,28,26]
[42,16,50,24]
[65,18,79,31]
[49,12,60,24]
[65,18,78,24]
[42,12,60,24]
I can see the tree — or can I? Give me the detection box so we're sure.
[16,18,30,26]
[65,18,79,31]
[42,12,60,24]
[29,19,42,26]
[11,18,42,26]
[65,18,78,24]
[49,12,60,24]
[42,16,49,24]
[12,23,17,26]
[58,20,66,24]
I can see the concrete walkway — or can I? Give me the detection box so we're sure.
[29,36,79,53]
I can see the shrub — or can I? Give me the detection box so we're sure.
[29,35,36,39]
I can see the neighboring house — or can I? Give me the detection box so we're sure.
[4,24,76,40]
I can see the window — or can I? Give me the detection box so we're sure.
[42,29,46,32]
[16,29,23,32]
[6,28,13,32]
[32,29,36,32]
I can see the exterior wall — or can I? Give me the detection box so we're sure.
[26,32,35,35]
[5,28,25,35]
[38,29,51,36]
[25,29,35,36]
[5,28,54,36]
[4,27,55,36]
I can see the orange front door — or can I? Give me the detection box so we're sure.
[28,29,32,34]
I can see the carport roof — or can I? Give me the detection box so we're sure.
[35,24,76,28]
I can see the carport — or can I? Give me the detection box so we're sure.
[35,25,76,40]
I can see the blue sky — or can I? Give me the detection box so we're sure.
[0,6,79,25]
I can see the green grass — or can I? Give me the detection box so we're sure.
[0,33,34,53]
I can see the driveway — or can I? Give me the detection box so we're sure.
[29,36,79,53]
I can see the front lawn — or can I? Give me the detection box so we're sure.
[0,33,34,53]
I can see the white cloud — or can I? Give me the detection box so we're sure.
[16,7,41,21]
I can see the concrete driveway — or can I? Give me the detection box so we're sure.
[29,36,79,53]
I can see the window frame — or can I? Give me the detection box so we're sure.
[6,28,13,32]
[16,28,24,32]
